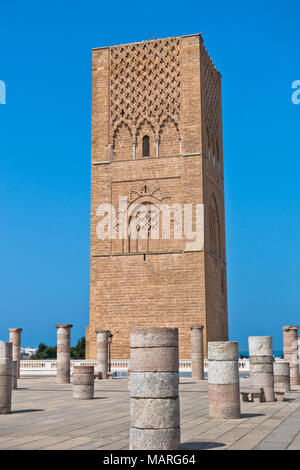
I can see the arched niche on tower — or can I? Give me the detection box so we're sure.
[113,122,133,161]
[208,194,221,259]
[159,118,180,157]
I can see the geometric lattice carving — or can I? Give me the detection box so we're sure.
[201,42,221,160]
[110,38,180,142]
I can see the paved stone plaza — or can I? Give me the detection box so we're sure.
[0,376,300,450]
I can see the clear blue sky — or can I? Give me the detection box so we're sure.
[0,0,299,351]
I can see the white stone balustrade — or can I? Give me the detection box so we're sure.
[19,358,253,376]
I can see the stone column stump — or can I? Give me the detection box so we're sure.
[72,366,94,400]
[55,324,73,384]
[273,361,290,393]
[190,325,204,380]
[8,328,23,379]
[248,336,275,402]
[282,326,300,386]
[95,330,109,379]
[129,327,180,450]
[298,337,300,376]
[12,361,17,390]
[208,341,240,419]
[0,341,13,414]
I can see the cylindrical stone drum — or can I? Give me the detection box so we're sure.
[127,360,131,391]
[208,341,240,419]
[95,330,109,379]
[8,328,23,378]
[298,338,300,375]
[0,341,13,414]
[72,366,94,400]
[130,327,180,450]
[190,325,204,380]
[282,326,300,386]
[55,324,73,384]
[12,361,17,390]
[248,336,275,402]
[273,361,290,393]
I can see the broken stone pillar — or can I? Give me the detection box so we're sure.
[208,341,240,419]
[298,337,300,376]
[130,327,180,450]
[282,326,300,386]
[190,325,204,380]
[72,366,94,399]
[273,361,290,393]
[0,341,13,414]
[55,324,73,384]
[12,361,17,390]
[248,336,275,402]
[95,330,109,379]
[8,328,23,378]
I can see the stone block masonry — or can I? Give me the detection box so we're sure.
[274,361,290,393]
[129,327,180,450]
[190,325,204,380]
[72,366,94,400]
[249,336,275,402]
[283,326,300,386]
[0,341,13,414]
[8,328,22,378]
[55,324,73,384]
[12,361,17,390]
[95,330,109,379]
[208,341,240,419]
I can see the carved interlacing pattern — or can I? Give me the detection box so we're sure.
[110,38,180,141]
[201,43,221,155]
[127,184,172,205]
[114,184,172,229]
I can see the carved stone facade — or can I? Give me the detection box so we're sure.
[110,37,180,155]
[87,34,228,359]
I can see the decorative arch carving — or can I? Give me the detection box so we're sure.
[158,118,180,156]
[113,122,133,160]
[113,184,180,254]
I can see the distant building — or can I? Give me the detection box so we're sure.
[20,347,37,359]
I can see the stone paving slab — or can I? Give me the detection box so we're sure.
[0,377,299,450]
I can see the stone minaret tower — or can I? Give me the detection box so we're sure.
[86,33,228,359]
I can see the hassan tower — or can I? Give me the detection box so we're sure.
[86,33,228,359]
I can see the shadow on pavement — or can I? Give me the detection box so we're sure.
[12,409,44,414]
[181,441,226,450]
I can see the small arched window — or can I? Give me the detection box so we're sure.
[142,135,150,157]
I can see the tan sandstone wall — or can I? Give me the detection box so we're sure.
[86,33,228,359]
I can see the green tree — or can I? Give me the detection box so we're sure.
[31,337,85,360]
[31,343,57,359]
[71,337,86,359]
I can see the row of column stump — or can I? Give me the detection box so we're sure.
[0,325,112,409]
[1,324,300,450]
[56,326,112,384]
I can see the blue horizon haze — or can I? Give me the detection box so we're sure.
[0,0,299,352]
